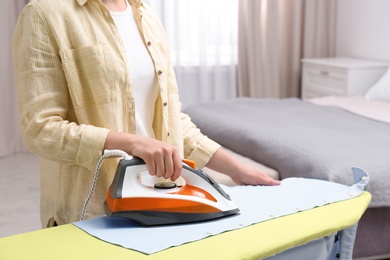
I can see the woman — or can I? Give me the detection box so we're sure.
[13,0,279,227]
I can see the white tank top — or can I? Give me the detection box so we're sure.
[110,1,158,138]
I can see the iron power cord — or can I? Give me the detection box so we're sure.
[80,149,132,221]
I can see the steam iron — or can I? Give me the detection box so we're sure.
[104,156,240,226]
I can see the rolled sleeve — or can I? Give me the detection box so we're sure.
[181,112,221,168]
[77,125,110,172]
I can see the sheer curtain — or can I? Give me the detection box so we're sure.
[144,0,239,108]
[1,0,28,157]
[238,0,336,98]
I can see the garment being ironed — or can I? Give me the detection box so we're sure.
[13,0,220,227]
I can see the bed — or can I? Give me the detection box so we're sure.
[184,72,390,259]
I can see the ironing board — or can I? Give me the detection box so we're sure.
[0,191,371,260]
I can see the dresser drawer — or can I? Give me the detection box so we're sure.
[303,65,347,95]
[301,57,389,100]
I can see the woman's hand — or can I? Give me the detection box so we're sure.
[104,131,182,181]
[205,148,280,186]
[229,164,280,186]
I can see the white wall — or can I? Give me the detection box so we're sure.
[335,0,390,62]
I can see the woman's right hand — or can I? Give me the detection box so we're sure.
[104,131,182,181]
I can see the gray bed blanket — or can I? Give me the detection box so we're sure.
[183,97,390,207]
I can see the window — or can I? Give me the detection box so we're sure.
[144,0,238,67]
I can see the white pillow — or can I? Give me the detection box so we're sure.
[365,65,390,102]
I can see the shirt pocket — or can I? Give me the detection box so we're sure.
[60,44,118,108]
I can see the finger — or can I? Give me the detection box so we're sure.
[171,152,182,181]
[259,174,280,186]
[163,155,174,179]
[232,179,244,186]
[154,155,165,178]
[144,157,156,176]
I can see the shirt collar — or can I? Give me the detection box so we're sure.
[77,0,143,7]
[77,0,87,5]
[128,0,143,7]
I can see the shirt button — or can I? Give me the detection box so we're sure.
[163,102,168,107]
[147,41,152,46]
[167,132,170,136]
[158,70,163,75]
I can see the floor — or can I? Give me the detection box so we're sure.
[0,152,41,238]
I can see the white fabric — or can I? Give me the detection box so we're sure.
[309,95,390,124]
[74,168,368,255]
[111,2,158,138]
[365,65,390,103]
[143,0,238,109]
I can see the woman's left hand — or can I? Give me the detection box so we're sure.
[205,147,280,186]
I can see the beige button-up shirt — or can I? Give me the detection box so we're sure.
[13,0,220,226]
